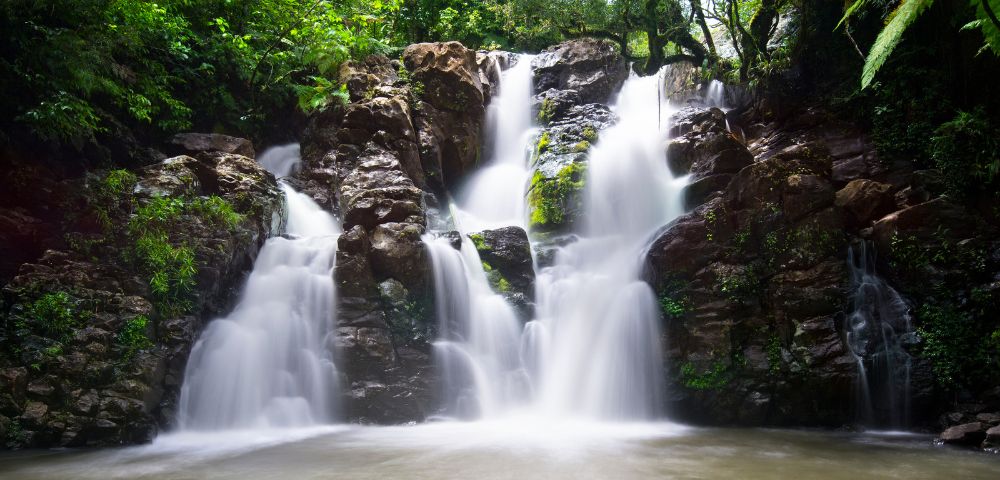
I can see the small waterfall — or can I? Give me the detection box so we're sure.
[425,235,527,418]
[454,55,536,232]
[426,60,687,421]
[845,241,913,429]
[704,80,727,109]
[177,145,342,430]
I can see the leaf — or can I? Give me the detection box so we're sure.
[836,0,870,31]
[861,0,935,89]
[971,0,1000,55]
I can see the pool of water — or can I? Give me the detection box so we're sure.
[1,420,998,479]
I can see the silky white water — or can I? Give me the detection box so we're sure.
[845,241,913,428]
[453,55,536,232]
[426,60,688,420]
[177,145,342,430]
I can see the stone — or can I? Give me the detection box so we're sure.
[835,179,895,227]
[166,133,254,158]
[682,174,732,210]
[532,38,628,105]
[469,227,535,318]
[940,422,989,446]
[983,425,1000,448]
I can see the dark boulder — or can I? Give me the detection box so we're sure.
[531,38,628,105]
[165,133,255,158]
[469,227,535,319]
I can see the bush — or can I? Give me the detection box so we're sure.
[931,109,1000,199]
[19,292,81,340]
[117,315,154,361]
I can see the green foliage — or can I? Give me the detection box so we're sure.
[680,361,730,391]
[127,194,240,316]
[581,126,598,142]
[860,0,935,89]
[117,315,154,361]
[659,294,689,319]
[528,162,586,229]
[571,141,591,153]
[930,109,1000,199]
[766,334,783,375]
[20,292,82,340]
[535,132,551,158]
[718,266,761,304]
[916,303,996,390]
[3,419,27,449]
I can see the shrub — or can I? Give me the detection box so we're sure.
[117,315,154,361]
[931,109,1000,199]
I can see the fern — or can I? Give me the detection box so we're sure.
[972,0,1000,55]
[836,0,870,30]
[861,0,935,89]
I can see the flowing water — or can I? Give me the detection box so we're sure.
[845,241,914,428]
[177,145,342,430]
[3,425,998,479]
[425,59,686,420]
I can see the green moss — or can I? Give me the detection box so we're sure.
[581,126,598,142]
[571,141,591,153]
[528,162,587,229]
[659,294,689,319]
[495,276,512,293]
[538,98,556,124]
[680,361,730,391]
[535,131,551,157]
[469,233,488,251]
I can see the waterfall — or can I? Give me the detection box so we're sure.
[845,241,913,429]
[177,145,342,430]
[453,55,536,232]
[705,80,726,109]
[426,60,687,421]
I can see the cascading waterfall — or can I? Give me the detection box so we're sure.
[845,241,913,428]
[425,58,688,421]
[453,55,536,233]
[177,145,342,430]
[704,80,727,109]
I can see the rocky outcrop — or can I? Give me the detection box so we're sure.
[165,133,255,159]
[298,42,497,424]
[532,38,628,105]
[468,227,535,319]
[0,146,282,448]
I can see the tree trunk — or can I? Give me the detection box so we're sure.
[690,0,717,58]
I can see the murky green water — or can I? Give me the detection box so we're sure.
[1,421,998,479]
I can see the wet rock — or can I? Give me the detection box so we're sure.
[166,133,254,158]
[984,425,1000,448]
[469,227,535,318]
[682,174,733,210]
[532,38,628,105]
[533,88,583,124]
[940,422,989,446]
[835,179,895,227]
[528,104,616,232]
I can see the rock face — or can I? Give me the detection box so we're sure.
[298,42,497,424]
[468,227,535,319]
[165,133,255,159]
[526,39,626,233]
[0,147,282,448]
[532,38,628,105]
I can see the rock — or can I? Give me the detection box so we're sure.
[668,107,727,138]
[533,88,583,124]
[0,148,282,448]
[940,422,989,446]
[528,104,616,232]
[469,227,535,318]
[532,38,628,105]
[835,179,895,227]
[682,174,733,210]
[403,42,486,190]
[369,222,427,287]
[976,412,1000,425]
[984,425,1000,448]
[872,197,978,253]
[166,133,254,158]
[691,149,754,176]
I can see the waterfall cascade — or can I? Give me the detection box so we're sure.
[845,241,913,429]
[425,57,688,421]
[177,145,342,430]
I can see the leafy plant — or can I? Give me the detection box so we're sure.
[117,315,154,361]
[19,292,82,340]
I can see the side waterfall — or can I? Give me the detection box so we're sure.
[177,146,342,430]
[425,59,687,420]
[845,241,913,428]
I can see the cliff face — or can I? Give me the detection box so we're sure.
[1,146,283,447]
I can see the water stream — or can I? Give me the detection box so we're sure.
[177,146,342,430]
[425,58,687,420]
[845,241,914,429]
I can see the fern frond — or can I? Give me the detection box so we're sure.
[972,0,1000,56]
[861,0,935,89]
[836,0,870,31]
